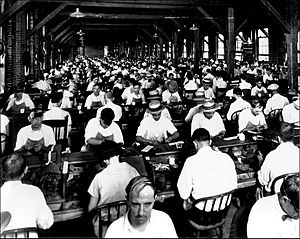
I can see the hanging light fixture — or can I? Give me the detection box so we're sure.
[77,29,85,36]
[189,24,199,31]
[153,23,159,38]
[70,8,85,18]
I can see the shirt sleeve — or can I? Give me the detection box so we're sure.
[88,174,101,198]
[257,154,271,190]
[215,113,225,132]
[177,157,193,200]
[136,120,147,138]
[264,99,272,115]
[226,104,234,121]
[84,119,98,143]
[191,113,201,136]
[45,126,56,146]
[36,188,54,229]
[85,95,92,109]
[166,119,178,135]
[25,97,35,109]
[238,110,248,132]
[112,124,124,144]
[14,128,26,151]
[259,112,267,126]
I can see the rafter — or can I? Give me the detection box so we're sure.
[0,0,30,26]
[196,6,224,34]
[52,19,69,33]
[54,25,72,42]
[27,3,68,38]
[259,0,290,33]
[154,25,171,42]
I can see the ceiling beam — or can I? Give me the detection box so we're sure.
[142,28,159,43]
[27,3,68,38]
[0,0,30,26]
[75,23,153,27]
[52,19,69,33]
[54,25,72,42]
[259,27,270,38]
[31,0,237,7]
[196,6,224,34]
[83,27,136,31]
[236,32,246,42]
[60,30,74,44]
[171,19,182,29]
[65,36,77,47]
[235,15,251,34]
[154,24,171,42]
[259,0,291,33]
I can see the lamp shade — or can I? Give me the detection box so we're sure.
[70,8,85,18]
[189,24,199,31]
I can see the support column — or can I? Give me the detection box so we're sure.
[194,24,200,73]
[5,5,26,89]
[285,0,298,92]
[226,7,235,78]
[173,30,179,67]
[159,36,163,64]
[141,42,145,61]
[209,33,217,60]
[269,27,285,65]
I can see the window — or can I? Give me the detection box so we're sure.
[203,36,209,59]
[297,31,300,63]
[182,39,187,58]
[235,32,243,61]
[258,28,269,61]
[217,34,225,59]
[167,41,172,58]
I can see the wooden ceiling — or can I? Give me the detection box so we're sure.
[1,0,298,47]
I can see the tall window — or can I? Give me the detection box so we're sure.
[168,41,172,58]
[217,34,225,59]
[258,28,269,61]
[297,31,300,63]
[235,32,243,61]
[203,36,209,59]
[182,39,187,58]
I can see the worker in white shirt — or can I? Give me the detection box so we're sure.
[264,84,289,116]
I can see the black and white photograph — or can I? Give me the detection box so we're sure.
[0,0,299,238]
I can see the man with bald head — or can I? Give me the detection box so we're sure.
[105,176,177,238]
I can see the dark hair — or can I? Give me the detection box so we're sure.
[279,123,294,142]
[100,108,115,125]
[2,153,27,180]
[250,99,262,108]
[93,83,101,89]
[192,128,210,142]
[51,92,63,103]
[125,176,155,200]
[233,87,242,96]
[98,140,121,160]
[133,81,141,87]
[280,175,299,211]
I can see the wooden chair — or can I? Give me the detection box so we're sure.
[0,212,11,234]
[270,172,299,195]
[241,89,251,100]
[0,133,8,156]
[1,227,38,238]
[266,109,283,129]
[90,200,128,238]
[230,109,243,122]
[43,115,69,148]
[187,189,236,238]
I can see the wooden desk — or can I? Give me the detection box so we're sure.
[22,140,259,222]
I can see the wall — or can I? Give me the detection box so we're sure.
[85,45,103,57]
